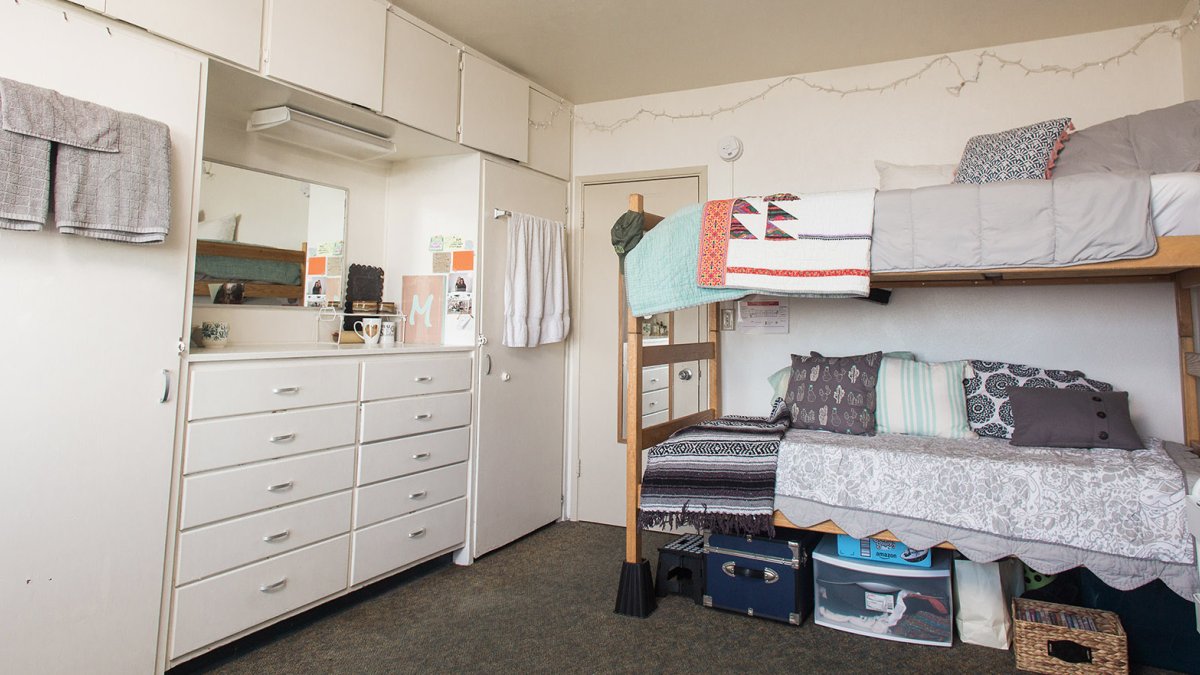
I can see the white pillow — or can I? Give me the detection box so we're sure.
[875,161,956,191]
[197,214,238,242]
[876,357,976,439]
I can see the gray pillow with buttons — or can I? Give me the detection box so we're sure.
[1008,387,1143,450]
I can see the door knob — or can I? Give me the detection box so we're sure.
[678,368,693,381]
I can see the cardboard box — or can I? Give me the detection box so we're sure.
[836,534,932,568]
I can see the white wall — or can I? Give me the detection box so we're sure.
[1183,0,1200,99]
[573,22,1188,441]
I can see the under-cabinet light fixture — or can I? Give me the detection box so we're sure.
[246,106,395,161]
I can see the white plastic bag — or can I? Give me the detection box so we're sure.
[953,558,1026,649]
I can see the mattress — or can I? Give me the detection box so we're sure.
[194,240,303,287]
[773,429,1200,598]
[1151,172,1200,236]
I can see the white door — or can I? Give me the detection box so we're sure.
[104,0,265,69]
[460,53,529,163]
[473,160,568,556]
[383,12,459,141]
[0,3,202,672]
[575,175,702,526]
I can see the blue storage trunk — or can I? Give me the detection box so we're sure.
[703,531,823,625]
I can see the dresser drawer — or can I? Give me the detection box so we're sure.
[361,354,472,400]
[176,491,352,585]
[188,360,359,420]
[642,387,669,416]
[170,535,350,659]
[355,463,467,528]
[180,447,355,529]
[185,404,358,474]
[642,409,669,427]
[359,391,471,443]
[351,498,466,586]
[642,365,669,393]
[358,427,470,485]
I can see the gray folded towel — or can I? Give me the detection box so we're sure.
[0,76,171,244]
[55,111,171,244]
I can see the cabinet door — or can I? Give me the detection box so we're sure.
[383,13,459,141]
[526,88,570,180]
[265,0,386,111]
[460,52,529,162]
[65,0,105,11]
[105,0,264,69]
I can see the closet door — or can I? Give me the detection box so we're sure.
[473,160,567,556]
[460,53,529,162]
[0,3,202,673]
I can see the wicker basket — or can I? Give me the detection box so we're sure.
[1012,598,1127,674]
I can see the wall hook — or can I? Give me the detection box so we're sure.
[62,10,68,21]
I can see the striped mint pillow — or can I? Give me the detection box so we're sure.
[875,357,976,439]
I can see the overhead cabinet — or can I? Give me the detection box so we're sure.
[460,52,529,162]
[383,12,460,142]
[104,0,264,69]
[527,88,571,180]
[265,0,386,111]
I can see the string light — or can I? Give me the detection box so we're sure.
[529,9,1200,134]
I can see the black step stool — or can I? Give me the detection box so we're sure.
[655,533,705,604]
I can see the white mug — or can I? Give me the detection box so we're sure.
[381,320,397,346]
[354,318,382,346]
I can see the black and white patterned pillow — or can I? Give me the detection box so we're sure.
[963,360,1113,439]
[954,118,1072,184]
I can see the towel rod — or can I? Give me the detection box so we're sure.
[492,208,566,228]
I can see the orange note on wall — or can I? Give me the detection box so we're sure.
[452,250,474,271]
[307,256,327,275]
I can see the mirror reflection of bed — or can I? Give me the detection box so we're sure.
[193,161,348,307]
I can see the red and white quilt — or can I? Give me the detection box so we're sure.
[697,190,875,296]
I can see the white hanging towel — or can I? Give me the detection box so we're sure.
[503,212,569,347]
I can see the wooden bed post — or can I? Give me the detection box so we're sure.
[1176,278,1200,446]
[615,194,656,617]
[707,303,722,416]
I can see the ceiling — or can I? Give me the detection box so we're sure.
[390,0,1189,103]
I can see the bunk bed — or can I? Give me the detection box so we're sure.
[616,192,1200,618]
[192,239,307,304]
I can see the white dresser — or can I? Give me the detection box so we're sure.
[168,345,473,663]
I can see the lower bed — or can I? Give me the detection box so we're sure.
[774,429,1200,599]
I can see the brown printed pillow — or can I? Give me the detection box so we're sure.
[785,351,882,435]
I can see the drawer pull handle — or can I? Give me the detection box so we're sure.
[263,530,291,543]
[272,386,300,395]
[409,491,427,500]
[721,561,779,584]
[648,402,657,407]
[269,433,296,443]
[412,452,431,460]
[267,481,294,492]
[414,413,432,420]
[259,578,288,593]
[414,376,433,382]
[408,528,426,539]
[650,378,659,383]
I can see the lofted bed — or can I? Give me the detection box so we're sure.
[192,239,308,305]
[617,192,1200,617]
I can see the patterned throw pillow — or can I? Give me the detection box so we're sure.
[784,352,882,435]
[876,357,975,439]
[953,118,1073,184]
[963,360,1113,439]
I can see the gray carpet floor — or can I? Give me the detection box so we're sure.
[178,522,1175,674]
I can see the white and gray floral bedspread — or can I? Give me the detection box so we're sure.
[775,429,1200,598]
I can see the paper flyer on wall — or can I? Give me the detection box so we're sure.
[737,298,789,333]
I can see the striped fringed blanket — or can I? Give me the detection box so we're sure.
[696,190,875,296]
[638,415,788,537]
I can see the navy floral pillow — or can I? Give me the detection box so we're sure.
[963,360,1113,439]
[785,352,882,435]
[954,118,1073,184]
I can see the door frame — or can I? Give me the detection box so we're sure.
[565,166,707,521]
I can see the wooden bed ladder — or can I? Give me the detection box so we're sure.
[615,194,723,618]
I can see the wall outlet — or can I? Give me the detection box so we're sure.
[720,308,736,331]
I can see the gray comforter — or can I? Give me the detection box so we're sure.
[774,429,1199,599]
[872,171,1155,272]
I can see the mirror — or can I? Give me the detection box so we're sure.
[193,161,348,308]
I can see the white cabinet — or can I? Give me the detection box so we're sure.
[383,12,459,141]
[527,88,571,180]
[460,52,529,162]
[104,0,264,69]
[64,0,105,11]
[264,0,386,111]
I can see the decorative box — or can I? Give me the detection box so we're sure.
[703,530,822,625]
[836,534,932,568]
[1013,597,1128,674]
[813,534,953,646]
